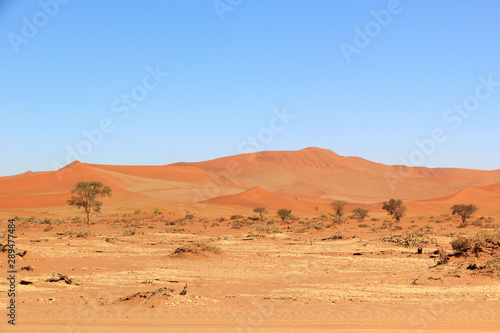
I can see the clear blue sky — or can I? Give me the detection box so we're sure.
[1,0,500,176]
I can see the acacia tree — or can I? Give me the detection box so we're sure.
[451,204,478,224]
[352,208,369,221]
[330,200,347,222]
[277,209,292,222]
[67,181,112,227]
[382,198,406,222]
[253,207,268,221]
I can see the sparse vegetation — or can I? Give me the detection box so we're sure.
[253,207,268,221]
[382,198,407,222]
[451,204,478,224]
[67,181,112,227]
[277,209,292,222]
[330,200,347,222]
[352,208,369,221]
[172,240,222,256]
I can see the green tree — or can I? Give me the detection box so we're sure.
[277,209,292,222]
[451,204,478,224]
[352,208,369,221]
[382,199,406,222]
[253,207,268,221]
[67,181,112,227]
[330,200,347,222]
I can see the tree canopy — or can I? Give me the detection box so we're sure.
[451,204,478,224]
[382,198,406,222]
[67,181,112,227]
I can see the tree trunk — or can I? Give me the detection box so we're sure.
[86,211,90,227]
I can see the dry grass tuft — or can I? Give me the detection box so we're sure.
[172,240,222,256]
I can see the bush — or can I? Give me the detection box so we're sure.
[437,249,449,264]
[123,227,137,236]
[277,209,292,222]
[250,224,281,234]
[172,240,222,256]
[358,223,369,228]
[230,214,244,220]
[352,208,369,221]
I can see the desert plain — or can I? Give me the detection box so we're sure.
[1,147,500,332]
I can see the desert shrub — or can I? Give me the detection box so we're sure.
[105,237,118,244]
[44,225,53,232]
[451,231,500,256]
[451,235,472,255]
[165,226,185,233]
[418,216,426,220]
[358,223,369,228]
[123,227,137,236]
[185,214,195,220]
[482,255,500,276]
[231,220,249,229]
[219,217,226,222]
[381,220,393,230]
[123,213,132,217]
[352,208,369,221]
[76,231,91,238]
[321,214,328,219]
[134,209,142,214]
[277,209,292,222]
[457,221,469,228]
[172,240,222,256]
[328,230,344,240]
[371,217,380,222]
[250,224,281,234]
[392,225,403,231]
[381,228,435,247]
[294,227,307,234]
[437,249,449,264]
[210,222,220,227]
[471,219,483,227]
[312,222,323,230]
[230,214,244,220]
[247,215,260,221]
[73,216,82,221]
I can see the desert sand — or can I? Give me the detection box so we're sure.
[1,148,499,332]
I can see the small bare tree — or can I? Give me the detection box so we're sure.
[330,200,347,222]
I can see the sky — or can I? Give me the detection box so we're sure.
[1,0,500,177]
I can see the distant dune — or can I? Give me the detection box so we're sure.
[1,147,499,213]
[202,186,330,211]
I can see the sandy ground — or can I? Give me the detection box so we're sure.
[1,215,500,332]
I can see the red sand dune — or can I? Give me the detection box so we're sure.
[1,147,499,213]
[202,186,330,211]
[409,182,500,215]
